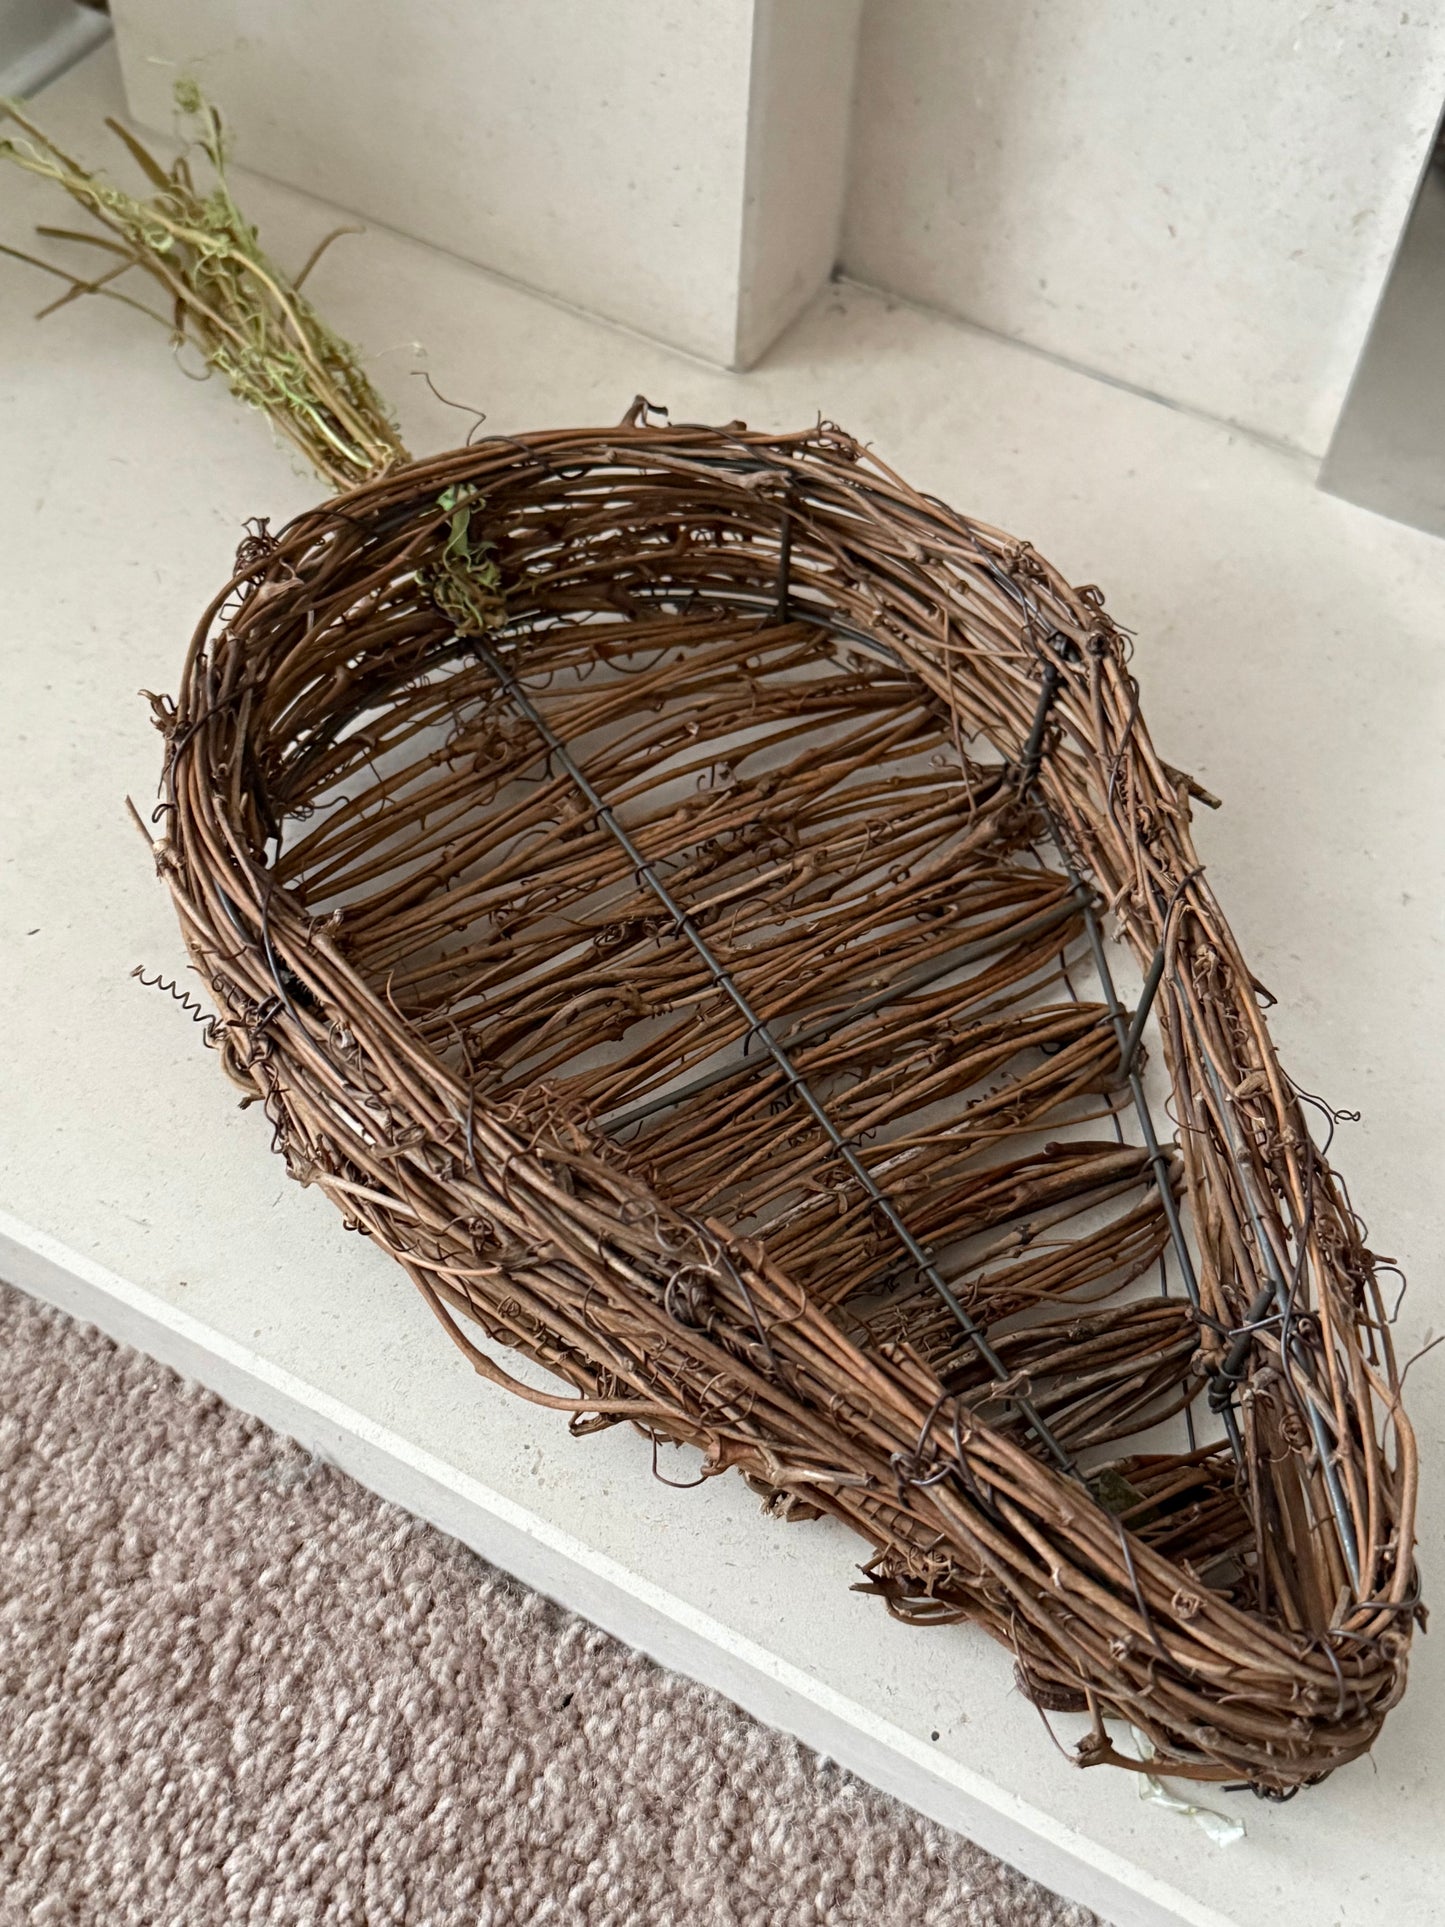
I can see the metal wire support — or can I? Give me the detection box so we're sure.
[471,639,1079,1475]
[1194,1046,1363,1590]
[1026,724,1358,1574]
[774,495,794,624]
[1017,655,1371,1572]
[1017,661,1063,792]
[601,895,1079,1133]
[1058,857,1204,1456]
[1056,853,1202,1313]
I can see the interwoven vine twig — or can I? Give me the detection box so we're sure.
[139,412,1420,1794]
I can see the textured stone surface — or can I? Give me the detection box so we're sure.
[843,0,1445,453]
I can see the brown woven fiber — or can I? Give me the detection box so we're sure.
[136,409,1420,1797]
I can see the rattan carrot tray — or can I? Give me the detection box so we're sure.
[5,100,1421,1800]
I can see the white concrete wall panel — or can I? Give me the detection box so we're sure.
[109,0,860,370]
[737,0,862,368]
[111,0,754,364]
[842,1,1445,453]
[0,0,109,97]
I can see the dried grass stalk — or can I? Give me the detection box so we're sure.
[139,415,1420,1794]
[0,84,405,488]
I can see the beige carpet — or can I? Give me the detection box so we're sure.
[0,1282,1097,1926]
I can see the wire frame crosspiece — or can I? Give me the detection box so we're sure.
[147,414,1420,1794]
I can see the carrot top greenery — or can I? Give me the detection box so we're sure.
[0,81,405,488]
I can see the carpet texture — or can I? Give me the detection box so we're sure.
[0,1282,1098,1926]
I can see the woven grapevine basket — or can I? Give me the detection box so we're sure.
[146,410,1419,1795]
